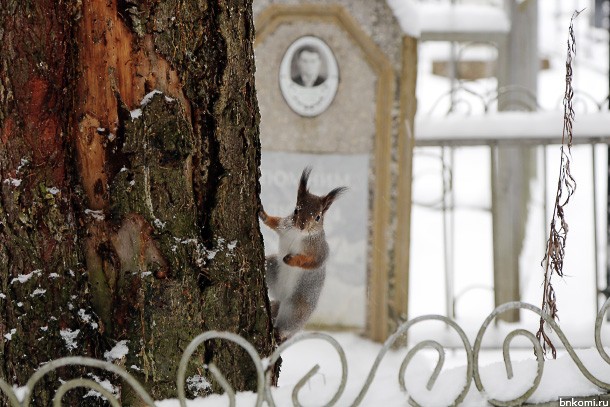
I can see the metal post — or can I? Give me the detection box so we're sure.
[449,0,457,112]
[605,3,610,316]
[445,0,457,319]
[492,0,538,322]
[592,145,600,313]
[606,143,610,311]
[442,147,455,319]
[543,146,548,242]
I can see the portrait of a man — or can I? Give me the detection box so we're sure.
[279,36,339,117]
[291,45,327,87]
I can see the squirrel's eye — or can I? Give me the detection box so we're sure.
[315,215,321,222]
[294,208,299,215]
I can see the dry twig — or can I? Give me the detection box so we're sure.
[536,9,583,358]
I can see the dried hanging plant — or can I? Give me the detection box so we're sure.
[536,9,583,359]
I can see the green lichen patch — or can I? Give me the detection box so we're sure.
[111,92,200,279]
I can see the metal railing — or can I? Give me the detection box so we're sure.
[1,298,609,406]
[412,86,610,320]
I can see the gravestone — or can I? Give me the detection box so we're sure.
[254,0,417,341]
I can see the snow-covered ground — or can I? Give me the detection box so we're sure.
[158,1,610,406]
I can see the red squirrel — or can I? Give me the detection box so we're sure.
[259,167,347,340]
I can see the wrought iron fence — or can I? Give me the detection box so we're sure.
[412,87,610,320]
[2,297,609,407]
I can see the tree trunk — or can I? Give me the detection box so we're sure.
[1,0,275,405]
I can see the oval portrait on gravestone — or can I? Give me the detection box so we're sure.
[279,36,339,117]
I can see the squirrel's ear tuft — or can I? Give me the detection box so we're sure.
[322,186,348,212]
[298,166,313,198]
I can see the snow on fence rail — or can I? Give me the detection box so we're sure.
[2,299,610,406]
[415,111,610,147]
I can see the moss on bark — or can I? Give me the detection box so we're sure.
[0,1,107,405]
[112,0,274,397]
[1,0,274,404]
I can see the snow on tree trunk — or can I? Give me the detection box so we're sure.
[1,0,275,405]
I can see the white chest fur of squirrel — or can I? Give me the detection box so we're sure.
[259,167,346,340]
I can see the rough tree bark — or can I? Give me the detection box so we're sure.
[0,0,274,405]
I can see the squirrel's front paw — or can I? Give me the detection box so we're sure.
[283,253,318,269]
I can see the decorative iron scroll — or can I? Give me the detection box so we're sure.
[2,298,609,407]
